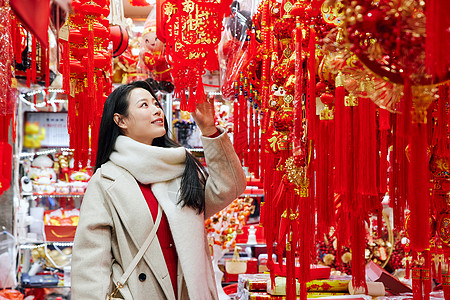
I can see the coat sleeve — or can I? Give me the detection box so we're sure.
[201,127,247,219]
[71,171,114,300]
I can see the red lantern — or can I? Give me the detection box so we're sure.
[129,0,150,6]
[110,25,129,57]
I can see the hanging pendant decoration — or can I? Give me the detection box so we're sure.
[63,0,112,168]
[159,0,231,111]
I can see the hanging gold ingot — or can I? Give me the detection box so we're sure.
[345,93,359,106]
[320,106,334,120]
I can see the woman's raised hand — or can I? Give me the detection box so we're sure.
[191,96,217,136]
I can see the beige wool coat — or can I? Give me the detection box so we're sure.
[71,131,247,300]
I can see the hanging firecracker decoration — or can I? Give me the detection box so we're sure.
[0,0,16,196]
[158,0,231,111]
[62,0,112,168]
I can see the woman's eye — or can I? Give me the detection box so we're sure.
[142,102,148,107]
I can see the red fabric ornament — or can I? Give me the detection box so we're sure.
[10,0,49,47]
[162,0,230,111]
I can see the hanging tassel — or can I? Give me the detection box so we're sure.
[444,261,450,300]
[87,21,95,99]
[334,73,345,194]
[180,89,188,111]
[255,108,261,178]
[425,0,450,81]
[351,214,367,291]
[406,252,410,279]
[436,84,449,156]
[412,266,423,300]
[408,80,431,252]
[62,41,70,93]
[14,19,23,64]
[188,86,196,112]
[249,104,255,174]
[438,255,443,283]
[379,108,390,194]
[239,93,248,166]
[31,35,37,84]
[45,41,50,106]
[233,96,240,158]
[423,251,431,300]
[307,27,317,143]
[317,96,335,234]
[196,75,206,104]
[293,22,303,147]
[356,97,378,197]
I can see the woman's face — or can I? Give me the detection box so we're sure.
[115,88,166,145]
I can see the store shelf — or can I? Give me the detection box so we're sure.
[22,192,84,198]
[19,241,74,249]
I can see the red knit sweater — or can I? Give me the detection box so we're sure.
[138,183,178,298]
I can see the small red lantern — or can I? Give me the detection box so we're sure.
[110,25,129,57]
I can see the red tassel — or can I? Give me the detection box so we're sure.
[196,77,205,104]
[87,22,95,99]
[379,108,390,194]
[357,97,378,197]
[239,94,248,165]
[180,90,188,111]
[31,35,37,84]
[444,273,450,300]
[406,254,410,279]
[423,252,431,300]
[317,117,335,235]
[439,256,443,283]
[62,41,70,93]
[425,0,450,81]
[293,25,303,146]
[436,84,449,156]
[14,19,23,64]
[333,76,345,194]
[255,109,260,178]
[307,27,316,143]
[249,105,255,174]
[412,267,423,300]
[233,97,240,157]
[408,123,431,250]
[351,214,367,291]
[188,87,196,112]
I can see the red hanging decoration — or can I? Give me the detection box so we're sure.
[66,0,111,168]
[425,0,450,82]
[0,3,14,196]
[407,76,431,252]
[161,0,231,111]
[317,92,334,235]
[379,108,390,194]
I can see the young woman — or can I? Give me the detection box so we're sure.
[71,80,246,300]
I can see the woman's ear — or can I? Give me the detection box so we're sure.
[113,113,127,129]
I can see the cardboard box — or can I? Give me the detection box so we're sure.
[44,225,77,242]
[365,261,412,295]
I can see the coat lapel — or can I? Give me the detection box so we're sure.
[106,172,176,300]
[152,181,213,300]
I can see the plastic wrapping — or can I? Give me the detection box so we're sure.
[0,231,17,289]
[218,0,261,101]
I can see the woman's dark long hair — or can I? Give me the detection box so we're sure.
[95,79,208,214]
